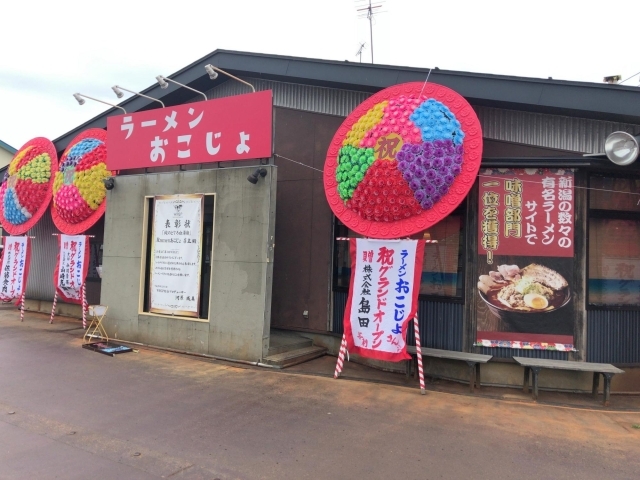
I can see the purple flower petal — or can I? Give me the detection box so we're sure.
[437,166,449,177]
[438,184,450,195]
[414,189,426,202]
[410,144,421,155]
[396,151,406,162]
[420,197,434,210]
[414,166,426,179]
[398,160,408,172]
[431,192,442,203]
[403,171,413,182]
[426,169,437,180]
[434,140,444,148]
[434,148,444,158]
[433,175,444,186]
[432,158,444,169]
[444,174,455,185]
[424,183,436,195]
[443,156,453,167]
[409,178,421,190]
[451,164,462,175]
[422,157,433,168]
[455,145,464,155]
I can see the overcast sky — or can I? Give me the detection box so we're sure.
[2,0,639,149]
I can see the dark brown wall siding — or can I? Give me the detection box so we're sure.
[270,107,576,333]
[271,107,344,332]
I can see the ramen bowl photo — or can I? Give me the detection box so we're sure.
[477,263,572,334]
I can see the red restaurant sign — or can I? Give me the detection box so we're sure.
[478,169,574,261]
[107,90,273,170]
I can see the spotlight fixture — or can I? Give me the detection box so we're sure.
[103,177,115,190]
[111,85,165,107]
[605,131,640,166]
[204,64,256,92]
[247,168,267,184]
[73,93,126,114]
[204,64,219,80]
[156,75,207,101]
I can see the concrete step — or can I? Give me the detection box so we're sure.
[268,330,313,356]
[263,345,327,369]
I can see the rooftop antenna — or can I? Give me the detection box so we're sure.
[356,0,385,64]
[356,43,366,63]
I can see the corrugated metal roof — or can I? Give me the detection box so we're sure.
[0,139,17,155]
[52,49,640,152]
[204,77,640,154]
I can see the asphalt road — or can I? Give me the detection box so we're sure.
[0,311,639,479]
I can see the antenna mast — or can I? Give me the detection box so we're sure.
[356,0,384,64]
[356,43,366,63]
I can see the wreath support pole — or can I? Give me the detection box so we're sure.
[49,292,57,324]
[19,292,25,322]
[333,334,348,379]
[413,314,426,394]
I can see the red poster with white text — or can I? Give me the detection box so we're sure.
[107,90,273,170]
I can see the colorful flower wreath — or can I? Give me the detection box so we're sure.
[0,137,58,235]
[324,82,482,238]
[51,128,112,234]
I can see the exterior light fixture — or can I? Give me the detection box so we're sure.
[605,131,640,166]
[247,168,267,184]
[111,85,165,107]
[155,75,207,101]
[73,93,127,114]
[103,177,115,190]
[204,64,256,92]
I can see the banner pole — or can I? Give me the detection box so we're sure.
[19,292,25,322]
[82,283,87,330]
[413,314,426,395]
[334,333,348,378]
[49,292,57,324]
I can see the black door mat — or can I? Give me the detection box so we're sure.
[82,342,133,356]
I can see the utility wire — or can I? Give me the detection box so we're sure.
[274,152,640,198]
[619,70,640,85]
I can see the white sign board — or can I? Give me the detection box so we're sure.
[150,195,204,317]
[56,235,89,304]
[0,236,30,301]
[345,238,425,362]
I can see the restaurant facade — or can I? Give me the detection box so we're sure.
[14,50,640,392]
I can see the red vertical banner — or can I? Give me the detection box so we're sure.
[344,238,425,362]
[53,235,90,304]
[476,169,575,350]
[0,236,31,302]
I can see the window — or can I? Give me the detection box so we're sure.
[588,175,640,307]
[332,207,465,299]
[418,214,464,297]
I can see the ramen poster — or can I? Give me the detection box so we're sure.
[476,169,575,351]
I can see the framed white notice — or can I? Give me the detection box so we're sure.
[149,194,204,317]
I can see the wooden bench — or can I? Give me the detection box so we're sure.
[407,346,493,393]
[513,357,625,406]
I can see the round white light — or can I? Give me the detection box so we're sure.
[605,131,640,166]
